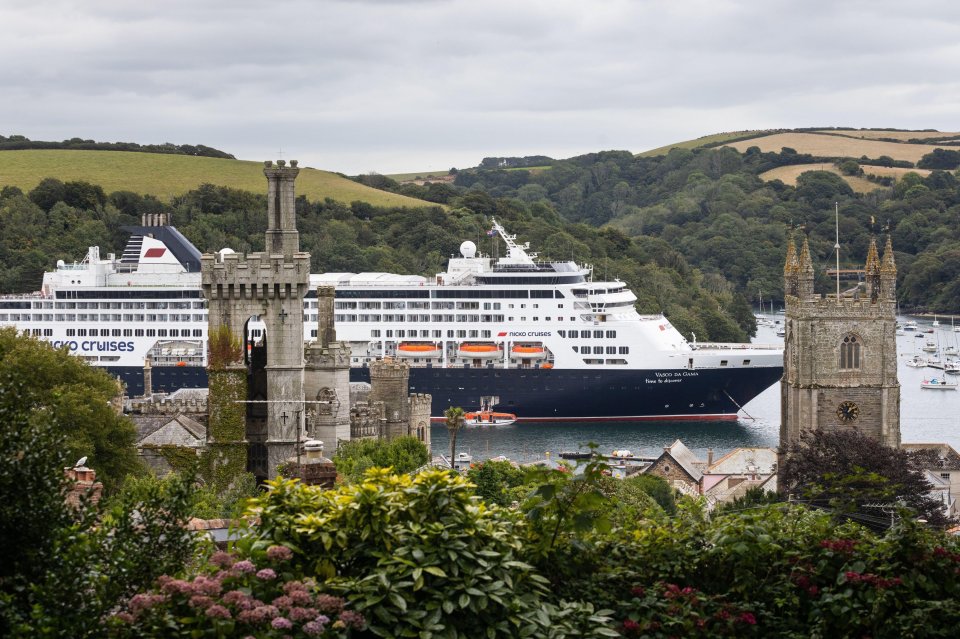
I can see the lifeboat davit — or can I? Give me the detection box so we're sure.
[458,343,502,359]
[511,344,546,360]
[396,342,442,358]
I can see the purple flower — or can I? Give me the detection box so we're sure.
[210,551,235,568]
[267,545,293,562]
[205,605,232,620]
[314,594,345,614]
[232,560,256,574]
[303,620,327,636]
[271,616,293,630]
[194,575,222,596]
[289,607,319,622]
[189,595,213,610]
[110,611,134,624]
[339,610,365,629]
[272,595,293,609]
[289,589,313,605]
[223,590,250,607]
[128,593,161,614]
[256,568,277,580]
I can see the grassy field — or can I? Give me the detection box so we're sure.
[723,132,949,164]
[384,170,452,181]
[758,163,932,193]
[636,131,775,157]
[812,129,959,141]
[0,150,435,208]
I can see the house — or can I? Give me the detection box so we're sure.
[134,413,207,473]
[701,447,779,509]
[902,443,960,519]
[644,440,706,497]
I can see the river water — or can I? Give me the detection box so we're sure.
[429,317,960,463]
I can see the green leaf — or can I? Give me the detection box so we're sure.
[424,566,447,578]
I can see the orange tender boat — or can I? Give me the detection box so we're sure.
[511,344,545,359]
[458,343,502,358]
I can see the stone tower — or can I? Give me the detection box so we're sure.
[304,285,352,447]
[201,160,311,478]
[781,236,900,449]
[369,359,412,440]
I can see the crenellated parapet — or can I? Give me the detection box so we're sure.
[200,251,310,300]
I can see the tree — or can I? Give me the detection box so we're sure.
[444,405,465,469]
[917,148,960,170]
[779,429,951,528]
[332,435,429,483]
[0,327,141,490]
[0,328,197,637]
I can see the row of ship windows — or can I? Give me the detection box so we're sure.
[560,330,617,338]
[334,315,583,323]
[573,346,630,355]
[334,301,558,311]
[64,328,205,338]
[1,314,203,322]
[369,329,495,339]
[12,301,205,310]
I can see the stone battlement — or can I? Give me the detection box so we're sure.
[786,294,896,319]
[129,396,208,415]
[369,358,411,378]
[201,252,310,297]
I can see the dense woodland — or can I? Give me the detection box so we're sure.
[373,145,960,314]
[0,133,234,158]
[3,141,960,344]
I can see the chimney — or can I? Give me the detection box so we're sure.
[707,448,714,466]
[143,357,153,398]
[64,463,103,509]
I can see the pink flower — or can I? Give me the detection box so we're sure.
[288,590,313,605]
[267,545,293,562]
[339,610,365,629]
[807,585,820,596]
[272,595,293,609]
[189,595,213,609]
[205,605,232,620]
[271,616,293,630]
[289,607,319,622]
[210,551,235,568]
[223,590,250,607]
[128,593,163,615]
[622,619,640,631]
[110,612,134,624]
[739,612,757,625]
[256,568,277,580]
[303,619,326,636]
[194,575,222,596]
[630,586,645,598]
[314,594,345,614]
[232,560,256,574]
[160,578,192,595]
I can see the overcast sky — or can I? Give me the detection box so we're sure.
[3,0,959,175]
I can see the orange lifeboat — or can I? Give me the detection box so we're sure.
[458,343,502,359]
[396,342,442,358]
[511,344,546,360]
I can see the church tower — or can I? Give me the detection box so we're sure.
[780,235,900,449]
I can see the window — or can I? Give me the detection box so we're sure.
[839,334,861,370]
[619,346,629,354]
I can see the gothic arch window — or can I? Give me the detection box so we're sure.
[839,334,862,370]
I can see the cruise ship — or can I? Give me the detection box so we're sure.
[0,216,783,421]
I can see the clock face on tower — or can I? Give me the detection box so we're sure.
[836,400,860,423]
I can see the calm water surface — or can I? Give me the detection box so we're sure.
[429,318,960,462]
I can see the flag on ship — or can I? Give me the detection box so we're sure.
[487,228,497,236]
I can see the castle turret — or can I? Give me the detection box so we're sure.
[864,238,881,302]
[783,239,798,298]
[880,235,897,303]
[263,160,300,258]
[796,238,815,299]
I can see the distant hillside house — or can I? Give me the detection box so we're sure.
[644,440,706,497]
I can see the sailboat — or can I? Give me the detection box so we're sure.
[933,315,940,328]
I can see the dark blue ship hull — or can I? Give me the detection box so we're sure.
[109,364,782,422]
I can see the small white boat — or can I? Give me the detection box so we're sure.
[903,321,918,331]
[906,355,927,368]
[922,340,938,353]
[921,377,958,390]
[896,325,905,336]
[776,327,786,338]
[933,316,940,328]
[464,410,517,426]
[945,361,960,374]
[945,346,959,357]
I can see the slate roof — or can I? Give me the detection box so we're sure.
[902,443,960,471]
[663,439,705,482]
[707,447,778,475]
[133,413,206,445]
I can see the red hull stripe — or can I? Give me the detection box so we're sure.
[429,413,740,423]
[144,247,166,258]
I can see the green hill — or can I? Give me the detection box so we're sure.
[0,149,433,208]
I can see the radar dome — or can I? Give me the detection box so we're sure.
[460,241,477,258]
[217,248,236,262]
